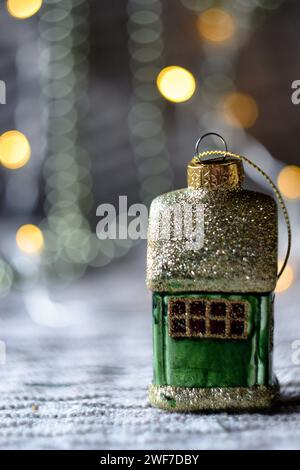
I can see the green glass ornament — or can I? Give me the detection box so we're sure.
[147,133,291,412]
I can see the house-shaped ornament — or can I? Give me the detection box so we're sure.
[147,141,281,411]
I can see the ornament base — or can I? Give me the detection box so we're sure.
[148,384,279,412]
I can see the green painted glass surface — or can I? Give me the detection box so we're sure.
[152,294,166,384]
[152,292,273,388]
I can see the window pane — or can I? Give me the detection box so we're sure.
[171,318,186,335]
[168,298,248,340]
[210,302,226,317]
[189,318,206,335]
[230,320,244,336]
[190,300,206,317]
[231,303,245,319]
[210,320,226,335]
[171,300,186,316]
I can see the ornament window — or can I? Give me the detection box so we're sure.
[168,298,248,340]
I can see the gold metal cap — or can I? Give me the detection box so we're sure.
[187,156,244,190]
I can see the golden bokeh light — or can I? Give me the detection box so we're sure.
[222,92,258,128]
[197,8,235,43]
[278,165,300,200]
[0,130,31,170]
[16,225,44,255]
[275,262,294,293]
[156,66,196,103]
[6,0,43,19]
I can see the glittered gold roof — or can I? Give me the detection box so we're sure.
[146,187,278,293]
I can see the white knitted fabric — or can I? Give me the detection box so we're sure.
[0,250,299,450]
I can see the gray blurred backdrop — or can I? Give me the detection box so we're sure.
[0,0,300,450]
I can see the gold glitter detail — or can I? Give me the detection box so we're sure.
[187,157,244,190]
[147,187,278,293]
[148,384,279,412]
[168,297,248,339]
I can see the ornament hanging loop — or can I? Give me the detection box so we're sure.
[195,132,228,160]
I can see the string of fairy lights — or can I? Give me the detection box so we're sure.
[0,0,120,291]
[127,0,174,206]
[0,0,299,296]
[39,0,94,283]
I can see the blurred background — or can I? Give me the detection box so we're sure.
[0,0,299,322]
[1,0,300,450]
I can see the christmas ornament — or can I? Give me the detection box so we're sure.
[147,132,291,412]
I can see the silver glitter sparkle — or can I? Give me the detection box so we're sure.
[147,187,278,293]
[148,384,279,412]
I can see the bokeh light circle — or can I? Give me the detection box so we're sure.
[16,224,44,255]
[275,262,294,293]
[6,0,43,19]
[277,165,300,200]
[254,0,283,10]
[222,92,258,128]
[156,66,196,103]
[181,0,214,12]
[197,8,235,43]
[0,130,31,169]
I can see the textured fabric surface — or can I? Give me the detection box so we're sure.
[0,248,299,450]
